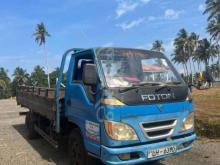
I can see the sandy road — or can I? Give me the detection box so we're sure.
[0,99,220,165]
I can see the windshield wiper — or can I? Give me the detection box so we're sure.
[155,81,182,92]
[119,81,182,93]
[136,82,167,86]
[119,82,166,93]
[119,84,141,93]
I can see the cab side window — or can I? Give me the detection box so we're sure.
[73,59,93,82]
[72,54,97,102]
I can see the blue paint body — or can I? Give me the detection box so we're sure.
[56,48,196,165]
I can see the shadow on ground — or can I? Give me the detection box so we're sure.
[13,124,164,165]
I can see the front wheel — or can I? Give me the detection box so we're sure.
[68,129,88,165]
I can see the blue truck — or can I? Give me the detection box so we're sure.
[16,48,196,165]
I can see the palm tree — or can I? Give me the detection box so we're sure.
[207,15,220,79]
[50,67,60,88]
[30,65,48,87]
[0,79,7,99]
[204,0,220,20]
[207,14,220,42]
[0,80,6,90]
[195,38,218,70]
[204,0,220,79]
[151,40,165,52]
[33,22,51,88]
[173,29,193,83]
[0,68,11,99]
[12,67,29,85]
[11,67,29,96]
[171,48,189,77]
[210,63,219,78]
[193,52,202,72]
[174,29,200,83]
[188,32,200,75]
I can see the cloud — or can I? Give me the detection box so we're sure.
[116,18,145,30]
[115,0,151,18]
[198,4,205,12]
[117,8,185,31]
[164,9,184,20]
[146,9,184,23]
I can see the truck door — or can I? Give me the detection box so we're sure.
[65,50,101,156]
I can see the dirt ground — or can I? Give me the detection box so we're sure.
[0,99,220,165]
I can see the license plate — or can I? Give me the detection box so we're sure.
[148,146,177,159]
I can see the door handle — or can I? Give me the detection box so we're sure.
[66,100,71,106]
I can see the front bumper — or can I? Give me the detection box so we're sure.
[101,133,196,165]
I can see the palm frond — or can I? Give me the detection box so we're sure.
[33,22,50,46]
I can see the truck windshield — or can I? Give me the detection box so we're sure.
[96,48,182,88]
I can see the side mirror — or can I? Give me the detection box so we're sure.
[82,64,97,85]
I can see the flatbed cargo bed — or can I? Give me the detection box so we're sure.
[16,86,65,120]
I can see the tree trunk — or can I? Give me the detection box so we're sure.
[192,60,196,74]
[205,60,209,72]
[43,44,50,88]
[188,59,193,84]
[218,53,220,80]
[197,61,201,72]
[182,64,186,76]
[184,63,189,82]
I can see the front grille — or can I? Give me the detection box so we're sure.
[140,119,177,140]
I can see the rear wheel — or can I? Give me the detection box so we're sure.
[25,112,39,139]
[68,129,88,165]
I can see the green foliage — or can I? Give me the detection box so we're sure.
[33,22,51,88]
[172,29,190,65]
[151,40,165,52]
[0,67,11,99]
[204,0,220,79]
[207,14,220,42]
[195,38,218,68]
[50,67,60,88]
[204,0,220,21]
[11,67,29,96]
[33,22,50,46]
[50,67,67,88]
[30,65,47,87]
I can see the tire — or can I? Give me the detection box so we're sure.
[25,112,39,139]
[68,129,88,165]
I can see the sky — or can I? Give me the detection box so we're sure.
[0,0,208,77]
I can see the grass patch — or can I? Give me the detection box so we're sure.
[193,87,220,139]
[195,119,220,139]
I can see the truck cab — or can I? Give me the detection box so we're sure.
[61,48,195,164]
[17,47,196,165]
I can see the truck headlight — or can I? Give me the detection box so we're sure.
[102,98,125,106]
[104,121,138,141]
[180,112,194,131]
